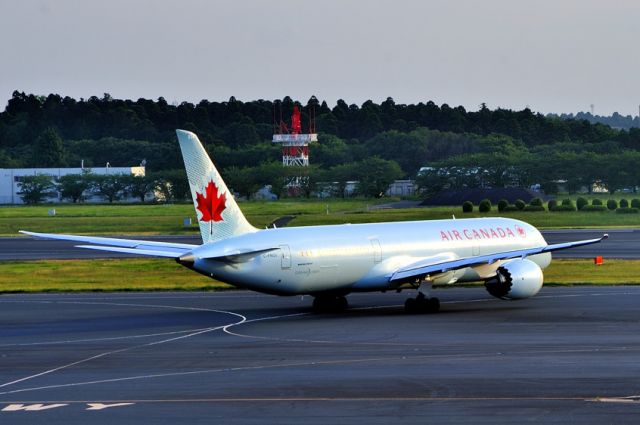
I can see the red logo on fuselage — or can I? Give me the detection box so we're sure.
[440,226,523,242]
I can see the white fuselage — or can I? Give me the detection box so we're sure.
[189,217,551,296]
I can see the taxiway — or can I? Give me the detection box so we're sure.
[1,287,640,423]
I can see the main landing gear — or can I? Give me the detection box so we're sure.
[312,295,348,313]
[405,281,440,314]
[404,293,440,314]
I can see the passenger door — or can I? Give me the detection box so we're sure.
[279,245,291,269]
[370,239,382,263]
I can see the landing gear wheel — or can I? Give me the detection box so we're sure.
[336,296,348,311]
[404,296,440,314]
[312,296,349,313]
[404,297,417,313]
[427,297,440,312]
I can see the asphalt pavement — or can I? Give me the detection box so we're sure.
[1,287,640,424]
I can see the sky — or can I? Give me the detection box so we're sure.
[1,0,639,116]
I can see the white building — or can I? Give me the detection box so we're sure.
[386,180,416,197]
[317,179,416,198]
[0,166,145,204]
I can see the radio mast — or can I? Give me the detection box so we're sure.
[272,102,317,193]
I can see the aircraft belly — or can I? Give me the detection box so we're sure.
[285,255,366,294]
[194,252,364,295]
[195,255,292,295]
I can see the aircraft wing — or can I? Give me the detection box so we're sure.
[390,234,608,282]
[19,230,197,258]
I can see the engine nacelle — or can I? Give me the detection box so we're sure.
[484,258,543,300]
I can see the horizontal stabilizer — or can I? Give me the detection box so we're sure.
[75,245,184,258]
[179,247,281,265]
[204,247,280,263]
[20,230,197,258]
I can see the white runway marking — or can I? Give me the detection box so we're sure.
[0,291,270,303]
[0,300,246,348]
[2,403,69,411]
[2,344,638,397]
[85,402,135,410]
[0,300,247,391]
[0,396,611,404]
[222,291,640,346]
[2,289,639,397]
[0,328,214,348]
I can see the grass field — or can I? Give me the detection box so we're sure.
[0,259,229,292]
[2,198,640,236]
[0,258,636,293]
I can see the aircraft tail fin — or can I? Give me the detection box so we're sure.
[176,129,257,244]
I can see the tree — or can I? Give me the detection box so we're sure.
[354,157,403,198]
[479,199,492,212]
[328,163,358,198]
[17,174,56,204]
[415,167,450,197]
[224,166,260,200]
[256,162,287,198]
[126,174,157,203]
[311,134,352,168]
[365,130,428,176]
[91,174,129,203]
[224,121,260,147]
[576,197,588,210]
[0,149,20,167]
[57,171,92,203]
[32,127,67,167]
[154,169,190,202]
[598,153,632,194]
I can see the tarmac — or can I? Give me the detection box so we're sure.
[0,229,629,260]
[2,287,640,424]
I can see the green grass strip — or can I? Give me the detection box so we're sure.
[3,199,640,237]
[0,258,637,293]
[543,258,640,285]
[0,259,230,293]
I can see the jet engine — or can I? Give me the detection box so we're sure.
[484,258,543,300]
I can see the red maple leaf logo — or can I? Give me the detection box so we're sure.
[195,180,226,232]
[515,225,526,238]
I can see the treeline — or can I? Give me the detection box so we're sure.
[549,111,640,130]
[3,91,640,197]
[17,156,404,204]
[463,197,640,214]
[415,138,640,195]
[16,171,190,204]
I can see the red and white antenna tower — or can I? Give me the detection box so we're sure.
[272,103,317,190]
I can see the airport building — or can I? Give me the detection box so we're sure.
[0,166,145,204]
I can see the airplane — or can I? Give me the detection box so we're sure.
[21,130,608,313]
